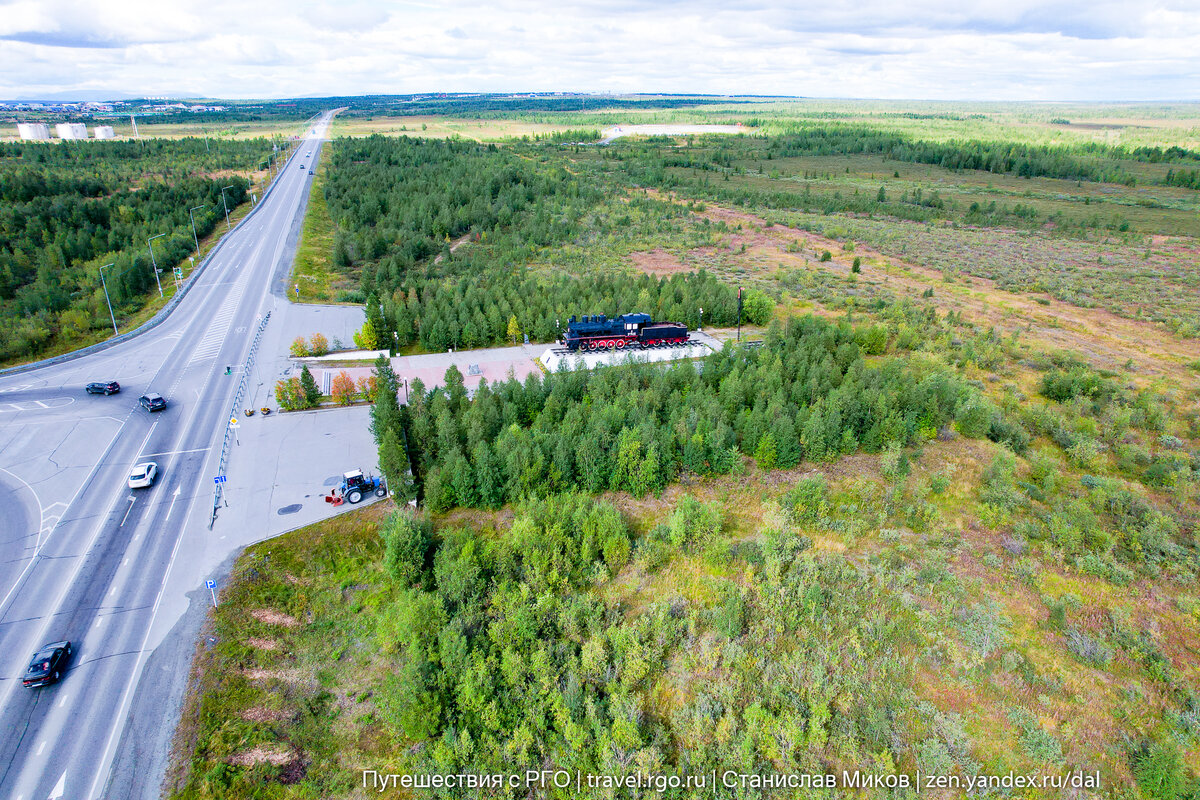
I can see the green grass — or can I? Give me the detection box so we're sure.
[290,162,352,303]
[166,502,395,799]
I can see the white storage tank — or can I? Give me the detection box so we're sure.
[55,122,88,139]
[17,123,50,140]
[94,125,115,139]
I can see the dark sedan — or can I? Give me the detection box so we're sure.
[85,381,120,395]
[22,641,72,688]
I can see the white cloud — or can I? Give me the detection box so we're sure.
[0,0,1197,99]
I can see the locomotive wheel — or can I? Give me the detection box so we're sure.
[616,340,625,349]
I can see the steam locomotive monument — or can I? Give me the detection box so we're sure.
[561,313,689,351]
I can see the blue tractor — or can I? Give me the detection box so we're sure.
[338,469,387,504]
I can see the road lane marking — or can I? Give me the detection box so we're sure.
[49,772,66,800]
[58,694,69,708]
[138,447,210,458]
[94,617,103,627]
[35,741,45,756]
[119,496,136,527]
[164,486,182,522]
[0,415,138,718]
[89,514,192,800]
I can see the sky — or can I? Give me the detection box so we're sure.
[1,0,1198,101]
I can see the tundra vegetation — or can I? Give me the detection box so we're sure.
[170,97,1199,799]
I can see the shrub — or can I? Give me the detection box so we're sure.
[1130,739,1191,800]
[741,288,774,325]
[382,511,431,586]
[987,415,1031,453]
[668,495,723,549]
[1039,367,1104,402]
[782,476,827,525]
[331,370,356,405]
[356,374,378,402]
[353,318,379,350]
[955,398,996,438]
[289,336,309,357]
[274,377,303,410]
[714,589,746,639]
[851,256,862,273]
[1066,628,1114,667]
[857,324,889,355]
[1007,708,1063,764]
[309,332,329,356]
[819,250,832,262]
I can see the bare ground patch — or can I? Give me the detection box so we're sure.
[250,609,300,628]
[229,745,297,767]
[629,248,694,276]
[246,637,282,651]
[242,667,303,682]
[239,706,292,723]
[645,189,1200,382]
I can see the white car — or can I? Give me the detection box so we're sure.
[128,462,158,489]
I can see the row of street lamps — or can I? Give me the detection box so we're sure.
[98,184,239,337]
[96,129,305,341]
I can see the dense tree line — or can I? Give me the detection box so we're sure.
[616,124,1200,189]
[322,136,744,349]
[342,93,745,119]
[0,139,264,360]
[389,314,988,512]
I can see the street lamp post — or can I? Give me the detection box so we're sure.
[99,262,118,335]
[147,233,166,297]
[401,378,409,405]
[220,185,235,229]
[188,204,206,254]
[698,307,703,331]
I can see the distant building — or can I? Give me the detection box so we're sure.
[56,122,88,139]
[94,125,115,139]
[17,122,50,140]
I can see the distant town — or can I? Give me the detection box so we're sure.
[2,99,231,140]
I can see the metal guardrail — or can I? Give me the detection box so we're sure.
[210,310,271,528]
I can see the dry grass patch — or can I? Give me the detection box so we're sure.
[239,706,291,723]
[229,745,297,767]
[249,609,299,628]
[245,637,281,651]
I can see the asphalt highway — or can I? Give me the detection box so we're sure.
[0,112,333,800]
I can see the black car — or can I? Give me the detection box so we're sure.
[139,392,167,412]
[22,641,72,688]
[86,381,120,395]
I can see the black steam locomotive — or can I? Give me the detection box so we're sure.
[561,313,689,351]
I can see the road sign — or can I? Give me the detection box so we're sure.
[229,417,240,427]
[213,475,227,485]
[206,579,215,589]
